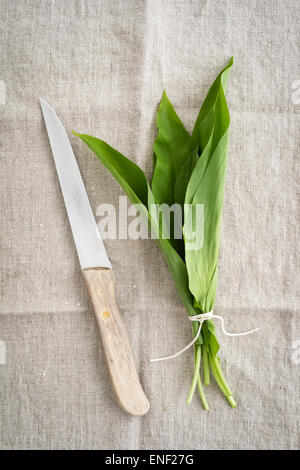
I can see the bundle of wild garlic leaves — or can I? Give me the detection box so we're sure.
[75,57,237,409]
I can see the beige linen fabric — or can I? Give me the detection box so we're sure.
[0,0,299,449]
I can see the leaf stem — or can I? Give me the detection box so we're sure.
[210,353,232,396]
[209,351,236,408]
[197,376,210,410]
[186,346,201,404]
[202,344,210,386]
[226,395,237,408]
[209,355,228,395]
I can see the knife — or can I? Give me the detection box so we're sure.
[40,98,150,416]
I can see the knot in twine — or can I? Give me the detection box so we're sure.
[150,311,259,363]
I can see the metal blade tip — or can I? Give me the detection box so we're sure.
[39,97,53,111]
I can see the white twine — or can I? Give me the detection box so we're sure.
[150,311,259,363]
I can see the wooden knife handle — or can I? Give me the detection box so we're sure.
[83,268,150,416]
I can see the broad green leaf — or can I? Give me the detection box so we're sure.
[151,91,193,206]
[147,189,200,318]
[73,133,149,208]
[174,148,199,208]
[184,59,232,318]
[192,57,233,151]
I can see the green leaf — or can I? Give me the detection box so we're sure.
[73,133,149,208]
[147,189,199,319]
[192,57,233,151]
[174,148,199,208]
[184,58,232,316]
[151,91,193,206]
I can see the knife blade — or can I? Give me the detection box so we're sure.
[40,98,149,416]
[40,98,111,270]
